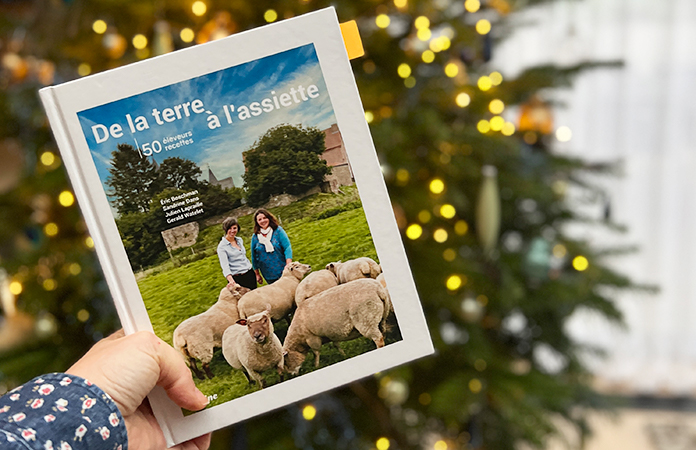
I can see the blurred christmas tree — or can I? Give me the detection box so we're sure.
[0,0,644,449]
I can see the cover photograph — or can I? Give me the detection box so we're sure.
[40,8,433,446]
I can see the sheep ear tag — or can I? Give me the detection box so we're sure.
[237,319,247,326]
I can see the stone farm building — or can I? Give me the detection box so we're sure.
[321,123,354,192]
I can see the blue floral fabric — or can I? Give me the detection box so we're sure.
[0,373,127,450]
[251,226,292,284]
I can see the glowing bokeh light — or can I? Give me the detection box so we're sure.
[406,224,423,240]
[192,1,207,16]
[92,20,108,34]
[446,275,462,291]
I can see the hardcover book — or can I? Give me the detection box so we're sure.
[39,7,433,446]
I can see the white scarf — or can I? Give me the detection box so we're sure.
[258,227,274,252]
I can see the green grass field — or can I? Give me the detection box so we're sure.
[137,189,401,408]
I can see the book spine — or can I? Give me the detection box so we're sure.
[38,87,139,335]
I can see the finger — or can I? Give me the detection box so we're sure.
[145,334,209,411]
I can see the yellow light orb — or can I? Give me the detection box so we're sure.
[478,76,493,91]
[396,168,410,183]
[376,437,391,450]
[365,111,374,123]
[469,378,482,393]
[454,220,469,235]
[489,99,505,114]
[192,1,207,16]
[404,76,416,88]
[429,38,443,53]
[434,440,449,450]
[406,224,423,240]
[77,309,90,322]
[456,92,471,107]
[43,279,57,291]
[69,263,82,275]
[476,19,492,35]
[418,210,432,223]
[132,34,148,50]
[9,281,23,295]
[556,126,572,142]
[489,115,505,131]
[44,223,59,237]
[477,120,491,133]
[439,36,451,50]
[429,178,445,194]
[433,228,448,243]
[85,236,94,248]
[440,204,456,219]
[394,0,408,7]
[58,191,75,207]
[446,275,462,291]
[573,256,589,271]
[180,28,195,43]
[376,14,391,29]
[443,248,456,261]
[444,62,459,78]
[501,122,516,136]
[417,28,432,41]
[302,405,317,420]
[464,0,481,13]
[92,20,108,35]
[414,16,430,29]
[264,9,278,23]
[490,71,503,85]
[553,244,567,258]
[41,151,56,166]
[397,63,412,78]
[78,63,91,77]
[422,50,435,63]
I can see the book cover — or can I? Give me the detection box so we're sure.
[40,7,433,446]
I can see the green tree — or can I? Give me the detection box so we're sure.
[115,210,167,270]
[156,156,203,192]
[198,184,244,218]
[105,143,158,214]
[243,124,330,206]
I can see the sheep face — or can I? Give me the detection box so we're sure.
[283,349,305,375]
[237,311,272,344]
[284,261,312,281]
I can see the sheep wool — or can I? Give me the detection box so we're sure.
[172,284,250,380]
[237,261,311,320]
[283,278,390,375]
[222,309,284,388]
[294,269,339,306]
[325,257,381,284]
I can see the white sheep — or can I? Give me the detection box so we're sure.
[294,269,338,307]
[325,257,381,284]
[283,278,390,375]
[237,261,311,320]
[172,284,250,379]
[222,309,283,388]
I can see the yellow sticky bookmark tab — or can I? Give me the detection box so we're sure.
[340,20,365,59]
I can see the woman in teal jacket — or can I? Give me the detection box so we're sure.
[250,208,292,284]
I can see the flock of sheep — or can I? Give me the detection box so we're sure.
[172,257,393,389]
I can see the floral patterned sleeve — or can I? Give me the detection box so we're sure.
[0,373,128,450]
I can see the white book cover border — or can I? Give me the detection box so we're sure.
[40,7,433,446]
